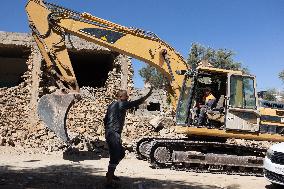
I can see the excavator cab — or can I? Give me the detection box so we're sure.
[225,73,259,131]
[176,66,259,132]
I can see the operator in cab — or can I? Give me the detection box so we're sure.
[197,87,216,125]
[104,87,152,185]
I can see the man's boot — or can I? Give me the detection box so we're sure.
[106,171,120,182]
[106,170,114,183]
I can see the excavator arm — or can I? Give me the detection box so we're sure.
[25,0,188,141]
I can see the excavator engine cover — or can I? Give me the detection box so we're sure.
[37,93,75,142]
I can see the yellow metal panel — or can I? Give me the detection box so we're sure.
[260,121,284,127]
[26,0,78,91]
[260,107,281,116]
[175,126,284,142]
[197,66,243,75]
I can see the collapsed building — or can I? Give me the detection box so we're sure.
[0,32,133,150]
[0,32,175,152]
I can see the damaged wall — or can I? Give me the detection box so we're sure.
[130,88,172,116]
[0,32,134,151]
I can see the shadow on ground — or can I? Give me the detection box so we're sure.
[62,139,109,162]
[0,164,226,189]
[266,183,283,189]
[63,148,109,162]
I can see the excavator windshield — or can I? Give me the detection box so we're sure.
[229,75,257,109]
[176,76,193,125]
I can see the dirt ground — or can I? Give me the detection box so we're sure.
[0,146,276,189]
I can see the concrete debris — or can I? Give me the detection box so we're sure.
[149,116,164,130]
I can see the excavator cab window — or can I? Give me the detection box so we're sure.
[176,75,193,125]
[176,70,228,127]
[229,75,256,109]
[225,75,259,131]
[188,71,228,128]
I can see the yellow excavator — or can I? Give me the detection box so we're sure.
[26,0,284,175]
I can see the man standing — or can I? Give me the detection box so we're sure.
[104,88,152,184]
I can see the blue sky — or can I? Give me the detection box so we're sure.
[1,0,283,90]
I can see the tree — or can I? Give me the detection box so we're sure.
[139,43,248,89]
[187,43,249,73]
[279,70,284,84]
[139,65,167,89]
[261,89,277,101]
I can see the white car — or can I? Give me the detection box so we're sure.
[264,142,284,186]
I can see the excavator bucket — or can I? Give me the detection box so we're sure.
[37,93,76,142]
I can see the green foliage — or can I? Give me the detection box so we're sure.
[262,89,277,101]
[187,43,249,73]
[187,43,203,70]
[279,70,284,83]
[139,65,168,89]
[139,43,248,89]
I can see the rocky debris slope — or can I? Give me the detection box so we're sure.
[0,32,136,152]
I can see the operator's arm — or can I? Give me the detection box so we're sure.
[120,88,153,110]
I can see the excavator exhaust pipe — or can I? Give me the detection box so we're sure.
[37,93,77,142]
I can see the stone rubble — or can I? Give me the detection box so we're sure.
[0,32,137,153]
[0,32,177,154]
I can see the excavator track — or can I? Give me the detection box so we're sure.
[136,137,266,176]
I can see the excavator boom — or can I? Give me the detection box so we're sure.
[26,0,188,141]
[26,0,188,103]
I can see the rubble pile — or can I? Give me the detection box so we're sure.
[123,114,177,145]
[0,32,138,152]
[64,54,135,151]
[0,45,62,151]
[66,62,125,142]
[0,50,33,148]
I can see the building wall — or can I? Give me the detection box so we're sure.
[0,32,133,151]
[130,88,172,116]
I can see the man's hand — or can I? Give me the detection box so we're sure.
[146,86,153,97]
[143,83,153,99]
[149,86,153,94]
[74,93,82,101]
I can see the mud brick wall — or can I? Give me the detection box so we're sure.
[0,32,134,151]
[130,89,172,116]
[66,54,134,147]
